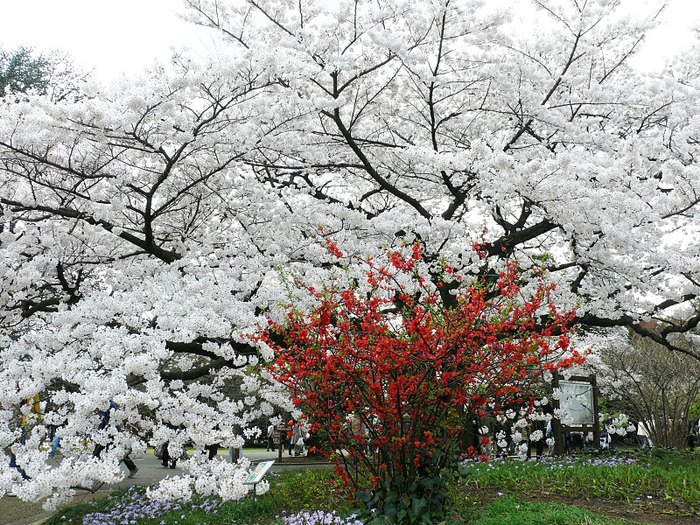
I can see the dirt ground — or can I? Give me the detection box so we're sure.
[527,493,698,525]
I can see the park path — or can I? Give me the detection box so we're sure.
[0,448,314,525]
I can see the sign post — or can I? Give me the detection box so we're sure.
[243,460,275,525]
[276,423,288,462]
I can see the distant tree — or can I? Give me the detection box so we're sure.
[0,46,87,101]
[598,323,700,449]
[0,47,49,94]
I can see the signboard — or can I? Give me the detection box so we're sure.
[275,423,289,442]
[559,380,595,426]
[244,460,275,485]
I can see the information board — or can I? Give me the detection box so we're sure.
[559,380,595,426]
[244,460,275,485]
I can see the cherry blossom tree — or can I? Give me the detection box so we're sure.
[0,0,698,508]
[596,325,700,449]
[0,61,302,506]
[184,0,700,351]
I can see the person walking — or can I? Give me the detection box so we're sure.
[603,413,616,450]
[286,418,295,456]
[292,420,305,456]
[92,400,138,478]
[161,441,178,468]
[48,422,63,458]
[205,443,220,460]
[9,397,40,480]
[266,421,275,452]
[637,420,653,450]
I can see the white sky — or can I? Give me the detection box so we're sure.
[0,0,698,80]
[0,0,220,79]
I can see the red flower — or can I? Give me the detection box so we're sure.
[261,240,581,502]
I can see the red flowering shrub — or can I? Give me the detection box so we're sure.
[262,241,583,523]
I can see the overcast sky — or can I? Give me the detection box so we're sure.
[0,0,218,79]
[0,0,698,80]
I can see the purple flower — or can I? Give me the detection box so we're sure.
[82,487,217,525]
[279,510,364,525]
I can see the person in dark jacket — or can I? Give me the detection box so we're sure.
[92,400,138,478]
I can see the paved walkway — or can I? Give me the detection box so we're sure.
[0,448,318,525]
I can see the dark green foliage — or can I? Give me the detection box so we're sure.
[356,472,449,524]
[0,47,50,95]
[0,46,86,101]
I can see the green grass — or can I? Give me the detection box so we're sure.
[457,448,700,514]
[47,450,700,524]
[47,488,635,525]
[466,497,635,525]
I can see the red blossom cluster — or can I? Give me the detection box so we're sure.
[262,241,583,497]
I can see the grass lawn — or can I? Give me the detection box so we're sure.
[46,449,700,524]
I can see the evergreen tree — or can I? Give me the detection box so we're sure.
[0,46,86,101]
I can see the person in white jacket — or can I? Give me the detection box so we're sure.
[637,420,653,450]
